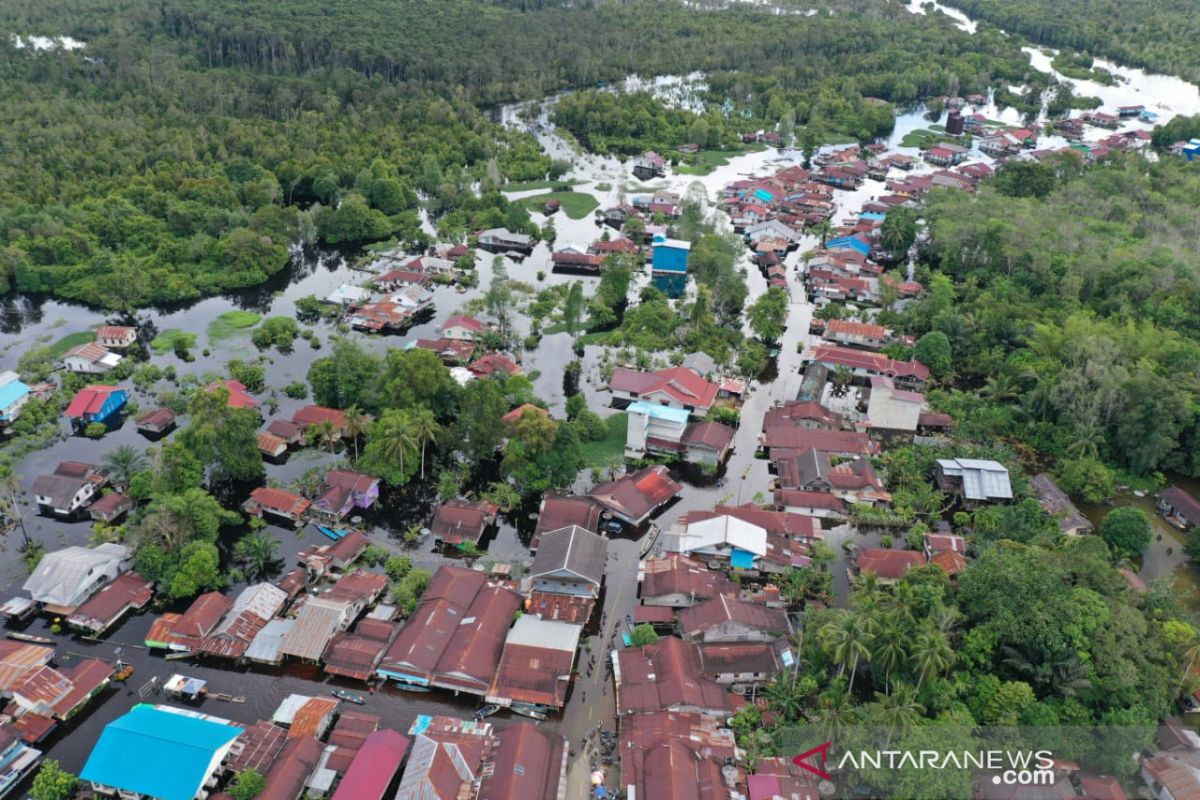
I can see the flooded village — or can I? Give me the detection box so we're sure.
[2,2,1200,800]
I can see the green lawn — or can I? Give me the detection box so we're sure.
[502,179,583,192]
[518,191,599,220]
[207,310,262,342]
[150,329,198,354]
[675,145,764,176]
[580,412,628,468]
[899,129,969,149]
[45,330,97,359]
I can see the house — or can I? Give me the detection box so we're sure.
[774,489,847,519]
[662,513,768,570]
[823,318,889,349]
[62,342,123,374]
[0,371,31,426]
[862,375,926,436]
[760,426,878,459]
[640,554,736,607]
[551,248,604,274]
[924,533,967,556]
[430,498,499,547]
[502,403,549,427]
[619,711,739,800]
[698,639,793,690]
[291,405,347,434]
[613,636,745,716]
[0,641,54,695]
[1030,473,1093,535]
[1141,754,1200,800]
[1159,486,1200,533]
[197,583,288,661]
[414,337,476,364]
[134,407,176,437]
[81,705,243,800]
[806,344,930,390]
[64,384,128,430]
[329,729,411,800]
[88,492,132,523]
[377,566,521,695]
[923,143,969,166]
[23,542,130,614]
[774,449,890,505]
[297,531,368,577]
[487,615,582,710]
[609,365,718,415]
[67,571,154,635]
[678,594,790,643]
[95,326,138,348]
[692,503,819,542]
[243,487,311,525]
[313,470,380,519]
[10,658,113,735]
[31,461,108,517]
[271,694,339,739]
[749,757,820,800]
[468,352,522,378]
[855,548,926,583]
[325,284,372,306]
[477,722,567,800]
[255,733,323,799]
[632,151,667,180]
[0,727,41,798]
[767,400,844,430]
[266,419,305,446]
[684,421,736,466]
[527,525,607,599]
[625,401,689,459]
[257,432,288,459]
[650,237,690,297]
[441,314,485,341]
[531,490,602,552]
[323,618,399,682]
[348,299,412,332]
[206,379,258,410]
[279,597,355,663]
[935,458,1013,505]
[396,716,494,800]
[477,228,534,255]
[145,591,234,651]
[589,465,683,526]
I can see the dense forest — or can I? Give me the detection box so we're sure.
[0,0,1041,307]
[953,0,1200,83]
[890,155,1200,483]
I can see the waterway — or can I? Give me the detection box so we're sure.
[3,0,1200,784]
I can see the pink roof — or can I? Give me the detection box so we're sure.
[442,314,484,332]
[207,379,258,409]
[808,344,930,380]
[609,366,719,409]
[330,730,410,800]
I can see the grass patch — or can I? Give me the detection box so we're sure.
[595,182,612,191]
[150,329,198,354]
[899,129,967,149]
[518,191,599,220]
[502,179,584,192]
[580,412,628,467]
[676,145,764,176]
[207,310,262,342]
[45,330,97,359]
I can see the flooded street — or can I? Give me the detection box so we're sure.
[3,0,1200,781]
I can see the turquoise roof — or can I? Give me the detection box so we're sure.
[628,401,690,424]
[81,705,242,800]
[0,380,28,411]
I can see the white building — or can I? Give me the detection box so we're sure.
[22,543,132,613]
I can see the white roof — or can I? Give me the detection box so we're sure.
[325,284,372,304]
[652,238,692,251]
[866,380,924,432]
[213,583,287,635]
[449,367,474,387]
[937,458,1013,501]
[272,693,316,725]
[505,615,582,653]
[669,515,768,557]
[22,543,130,606]
[245,618,294,663]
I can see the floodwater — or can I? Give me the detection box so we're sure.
[4,0,1200,781]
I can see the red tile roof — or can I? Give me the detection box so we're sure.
[331,729,410,800]
[683,421,735,451]
[825,318,887,340]
[207,379,258,409]
[67,571,153,632]
[616,636,744,716]
[773,490,847,513]
[609,366,719,410]
[502,403,549,426]
[442,314,484,333]
[469,353,523,377]
[288,697,338,739]
[430,498,499,545]
[808,344,930,380]
[535,492,602,538]
[65,385,121,418]
[248,487,311,517]
[292,405,346,429]
[677,594,789,640]
[641,555,736,605]
[590,466,682,524]
[856,548,926,580]
[478,722,565,800]
[762,427,877,456]
[172,591,234,640]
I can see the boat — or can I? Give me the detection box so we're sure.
[211,692,246,703]
[6,631,53,645]
[509,703,548,721]
[331,689,367,705]
[393,683,432,693]
[164,651,198,661]
[638,524,660,558]
[113,661,134,682]
[474,704,500,719]
[315,524,347,541]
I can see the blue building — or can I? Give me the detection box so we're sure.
[64,384,128,431]
[651,236,691,298]
[81,705,243,800]
[1183,139,1200,162]
[0,371,31,425]
[825,235,872,257]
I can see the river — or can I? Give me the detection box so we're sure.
[4,0,1200,785]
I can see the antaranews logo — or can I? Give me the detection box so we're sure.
[792,741,1055,788]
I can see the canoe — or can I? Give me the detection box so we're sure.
[6,632,53,645]
[315,524,346,541]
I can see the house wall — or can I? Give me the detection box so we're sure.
[531,576,597,598]
[688,621,778,644]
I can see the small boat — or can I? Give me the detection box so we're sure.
[164,651,198,661]
[6,631,53,645]
[509,703,548,721]
[211,692,246,704]
[113,661,134,682]
[474,704,500,720]
[315,524,346,541]
[331,689,367,705]
[393,683,432,693]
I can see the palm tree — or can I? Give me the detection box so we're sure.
[234,531,281,580]
[103,444,148,489]
[308,420,341,453]
[816,686,854,742]
[910,630,953,690]
[981,372,1022,403]
[876,684,924,745]
[374,413,418,479]
[871,625,908,694]
[821,611,875,696]
[830,365,854,398]
[811,219,834,248]
[1066,419,1105,459]
[409,408,441,480]
[342,406,370,462]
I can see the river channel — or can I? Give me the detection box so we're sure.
[2,0,1199,780]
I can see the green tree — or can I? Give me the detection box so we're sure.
[229,768,266,800]
[630,623,659,647]
[452,379,507,462]
[360,410,419,486]
[102,444,148,489]
[562,280,585,337]
[308,339,383,411]
[169,541,224,600]
[233,531,281,580]
[178,387,264,484]
[409,408,441,480]
[1099,506,1153,557]
[913,331,952,379]
[747,287,788,343]
[31,759,77,800]
[881,206,919,256]
[342,405,370,461]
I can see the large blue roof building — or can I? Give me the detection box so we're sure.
[651,236,691,298]
[81,705,243,800]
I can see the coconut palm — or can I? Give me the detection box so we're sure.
[910,630,953,690]
[409,408,441,480]
[830,365,855,398]
[764,677,807,721]
[372,412,418,480]
[820,611,876,695]
[308,419,341,453]
[811,219,834,248]
[871,625,908,694]
[233,531,281,580]
[342,406,370,461]
[875,683,924,745]
[102,444,149,489]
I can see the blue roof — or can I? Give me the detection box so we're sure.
[81,705,242,800]
[826,235,871,256]
[628,401,690,425]
[753,189,773,202]
[0,379,29,411]
[858,212,886,221]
